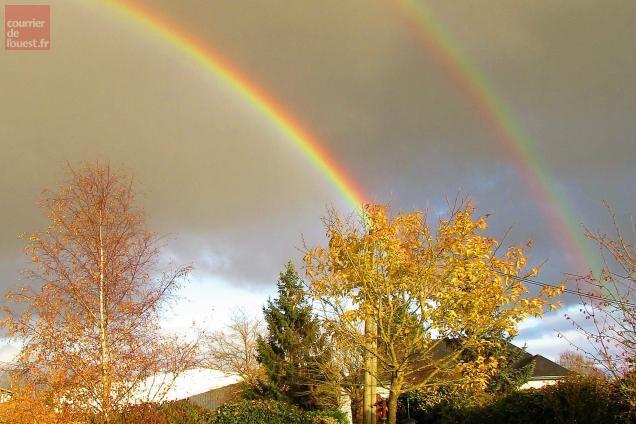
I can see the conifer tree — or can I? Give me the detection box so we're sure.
[485,339,535,396]
[257,262,335,410]
[454,335,535,396]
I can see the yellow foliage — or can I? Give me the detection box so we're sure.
[304,202,560,397]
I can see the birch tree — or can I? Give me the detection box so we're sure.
[0,163,196,422]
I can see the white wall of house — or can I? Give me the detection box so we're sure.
[131,368,241,404]
[520,379,559,390]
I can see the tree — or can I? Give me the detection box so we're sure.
[205,309,264,388]
[564,204,635,381]
[0,163,196,422]
[304,203,561,424]
[257,262,337,410]
[558,351,605,378]
[461,337,535,397]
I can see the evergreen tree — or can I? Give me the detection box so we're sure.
[484,339,535,396]
[455,335,535,396]
[257,262,335,410]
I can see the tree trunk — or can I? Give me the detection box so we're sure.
[350,388,364,424]
[363,317,377,424]
[98,217,111,422]
[387,373,402,424]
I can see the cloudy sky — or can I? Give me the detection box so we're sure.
[1,0,634,361]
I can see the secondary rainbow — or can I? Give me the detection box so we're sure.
[396,0,598,272]
[98,0,366,215]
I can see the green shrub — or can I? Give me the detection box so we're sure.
[213,399,348,424]
[487,390,554,424]
[543,377,619,423]
[213,399,305,424]
[397,388,488,424]
[487,376,633,424]
[398,376,634,424]
[305,409,349,424]
[308,416,339,424]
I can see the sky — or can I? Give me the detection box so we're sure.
[0,0,635,362]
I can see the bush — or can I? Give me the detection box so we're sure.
[397,388,488,424]
[161,401,216,424]
[111,403,166,424]
[500,377,632,424]
[213,399,348,424]
[487,376,633,424]
[305,409,349,424]
[542,377,620,423]
[106,401,215,424]
[307,416,339,424]
[398,376,634,424]
[214,399,305,424]
[486,390,554,424]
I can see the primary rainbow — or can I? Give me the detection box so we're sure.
[96,0,594,271]
[97,0,366,215]
[395,0,598,272]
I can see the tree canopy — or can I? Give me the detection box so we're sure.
[304,203,562,424]
[0,163,196,423]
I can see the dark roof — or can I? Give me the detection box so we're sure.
[474,340,571,379]
[380,339,573,385]
[517,354,572,380]
[504,342,571,379]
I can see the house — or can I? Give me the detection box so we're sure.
[0,387,12,403]
[186,382,241,409]
[516,353,572,389]
[0,367,241,408]
[372,341,572,399]
[0,368,14,403]
[132,368,242,406]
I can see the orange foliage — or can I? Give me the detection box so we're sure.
[0,163,196,422]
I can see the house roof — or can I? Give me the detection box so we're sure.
[503,342,571,379]
[383,339,572,385]
[517,354,572,380]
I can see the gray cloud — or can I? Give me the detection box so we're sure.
[0,0,634,300]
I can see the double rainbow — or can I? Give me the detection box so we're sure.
[98,0,594,271]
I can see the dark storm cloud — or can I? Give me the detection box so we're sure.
[0,0,634,294]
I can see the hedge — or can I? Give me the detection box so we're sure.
[213,399,348,424]
[106,400,216,423]
[398,376,634,424]
[304,409,349,424]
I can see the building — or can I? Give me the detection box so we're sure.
[517,353,572,389]
[372,340,572,399]
[186,382,241,410]
[132,368,242,406]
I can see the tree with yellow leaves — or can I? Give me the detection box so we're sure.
[0,163,197,423]
[304,202,562,424]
